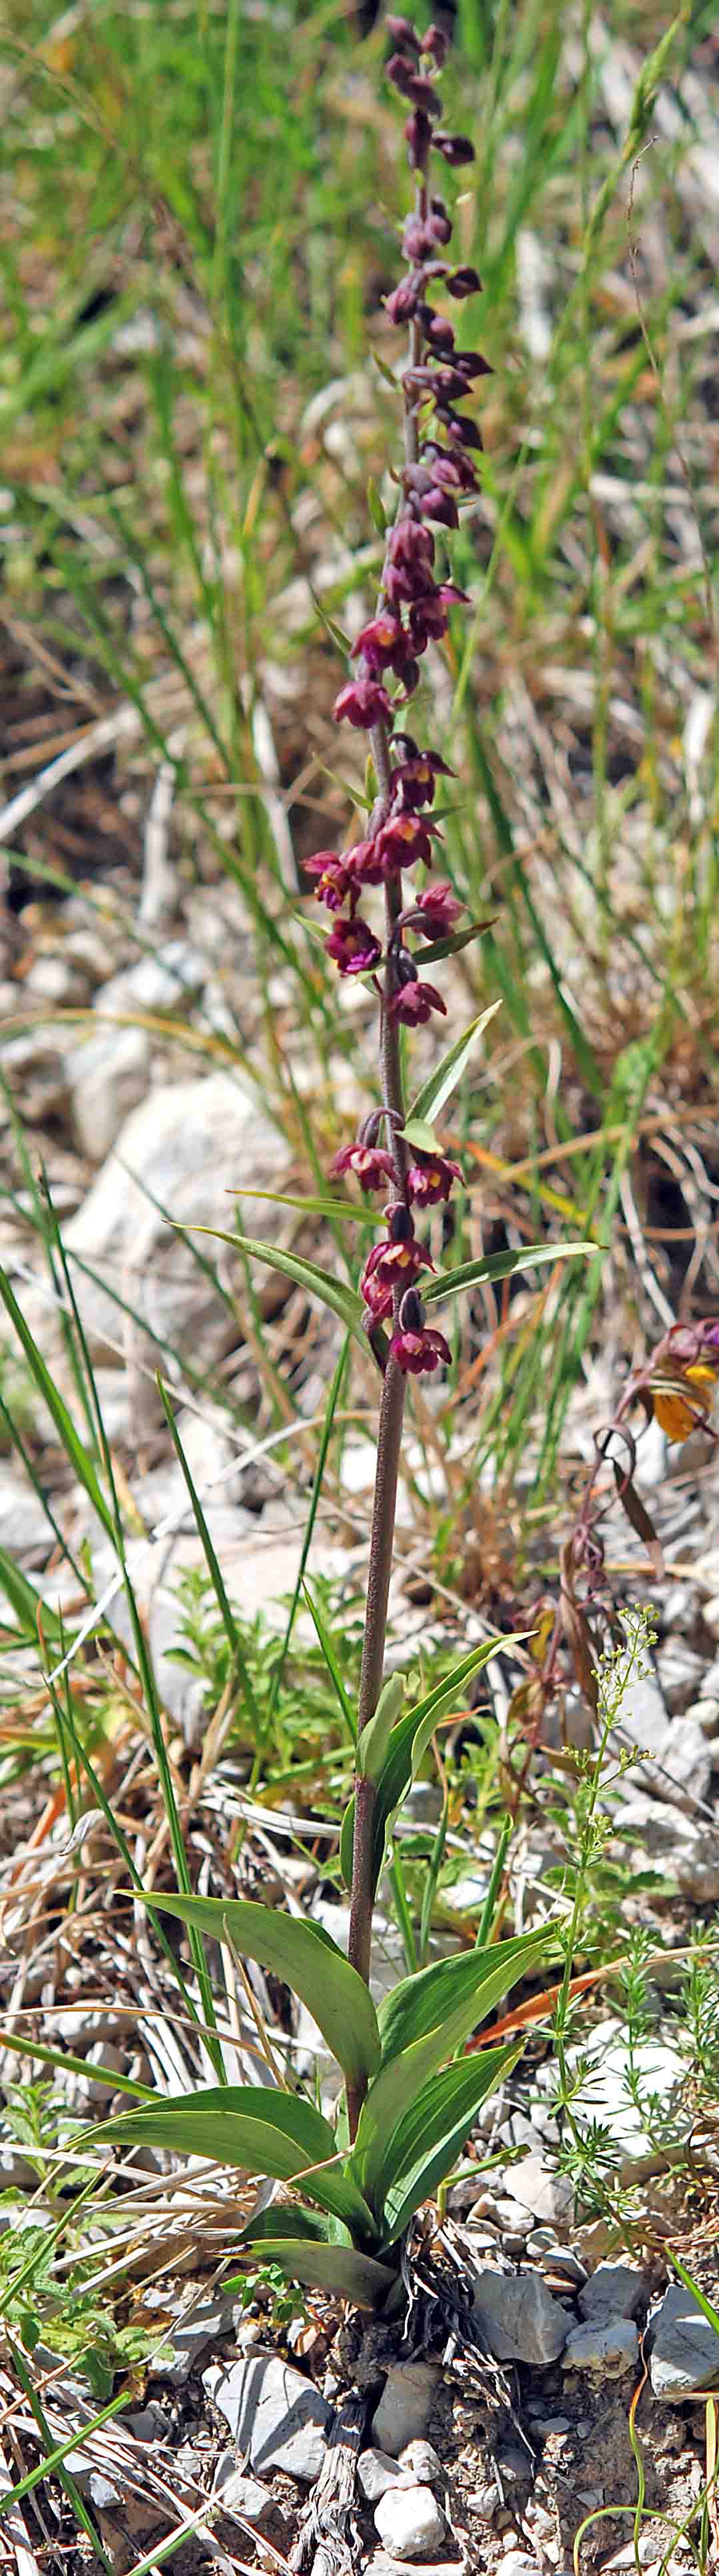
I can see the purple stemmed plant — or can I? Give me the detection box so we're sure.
[307,13,488,2120]
[98,19,589,2311]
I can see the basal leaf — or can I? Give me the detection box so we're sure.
[140,1891,381,2094]
[405,1003,501,1130]
[350,1932,550,2210]
[237,2216,395,2307]
[100,2087,376,2235]
[378,2045,521,2246]
[423,1241,597,1304]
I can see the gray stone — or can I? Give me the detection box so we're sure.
[63,1070,290,1361]
[373,2485,448,2561]
[204,2352,332,2482]
[648,2282,719,2398]
[539,2250,587,2287]
[358,2450,408,2503]
[126,2406,172,2442]
[686,1697,719,1736]
[617,1794,719,1903]
[525,2228,558,2255]
[500,2555,543,2576]
[212,2458,274,2521]
[579,2263,646,2321]
[563,2317,638,2374]
[152,2294,235,2384]
[471,2269,570,2365]
[67,943,206,1160]
[0,1468,54,1570]
[371,2362,441,2457]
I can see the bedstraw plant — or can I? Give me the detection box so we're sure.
[99,15,595,2305]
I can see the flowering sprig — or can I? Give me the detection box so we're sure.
[306,12,485,1386]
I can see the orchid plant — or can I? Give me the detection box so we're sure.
[99,17,595,2305]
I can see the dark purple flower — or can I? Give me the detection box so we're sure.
[432,131,475,166]
[451,349,493,379]
[423,309,456,350]
[360,1231,430,1317]
[387,57,440,114]
[390,1322,452,1374]
[446,265,483,299]
[351,610,405,674]
[423,23,451,65]
[375,814,435,870]
[391,749,453,810]
[413,878,463,935]
[386,13,421,48]
[326,916,382,975]
[304,850,361,911]
[406,1149,462,1206]
[333,678,393,728]
[384,275,425,325]
[387,978,447,1025]
[331,1142,395,1194]
[442,408,483,451]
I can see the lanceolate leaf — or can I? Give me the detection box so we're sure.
[423,1241,597,1305]
[140,1891,381,2094]
[378,2045,521,2247]
[180,1230,366,1348]
[0,1263,115,1543]
[350,1932,550,2210]
[404,1003,501,1130]
[100,2088,377,2235]
[238,2213,395,2307]
[340,1638,511,1896]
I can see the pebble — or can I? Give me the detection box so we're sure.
[526,2228,558,2255]
[685,1696,719,1736]
[204,2352,332,2482]
[579,2263,646,2321]
[648,2281,719,2398]
[212,2458,274,2522]
[151,2294,235,2386]
[126,2405,172,2442]
[358,2450,408,2503]
[467,2483,500,2519]
[497,2152,574,2231]
[539,2250,587,2288]
[373,2486,447,2561]
[471,2269,571,2365]
[501,2553,543,2576]
[563,2317,638,2375]
[371,2362,441,2457]
[398,2441,443,2486]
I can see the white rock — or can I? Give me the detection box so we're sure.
[498,2152,574,2229]
[373,2485,447,2561]
[398,2441,443,2486]
[62,1071,289,1360]
[563,2317,638,2374]
[371,2362,441,2457]
[358,2450,408,2503]
[501,2555,543,2576]
[471,2269,570,2364]
[69,1019,150,1161]
[702,1593,719,1639]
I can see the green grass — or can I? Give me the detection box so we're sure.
[1,0,718,2556]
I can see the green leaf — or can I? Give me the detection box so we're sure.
[405,1003,501,1129]
[340,1638,511,1897]
[99,2088,376,2235]
[228,1188,371,1223]
[184,1229,366,1347]
[367,477,387,536]
[423,1241,597,1305]
[399,1118,441,1155]
[237,2216,395,2308]
[417,918,495,966]
[138,1890,381,2094]
[0,1263,115,1543]
[352,1933,550,2211]
[358,1675,405,1782]
[377,2045,521,2246]
[0,1547,63,1645]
